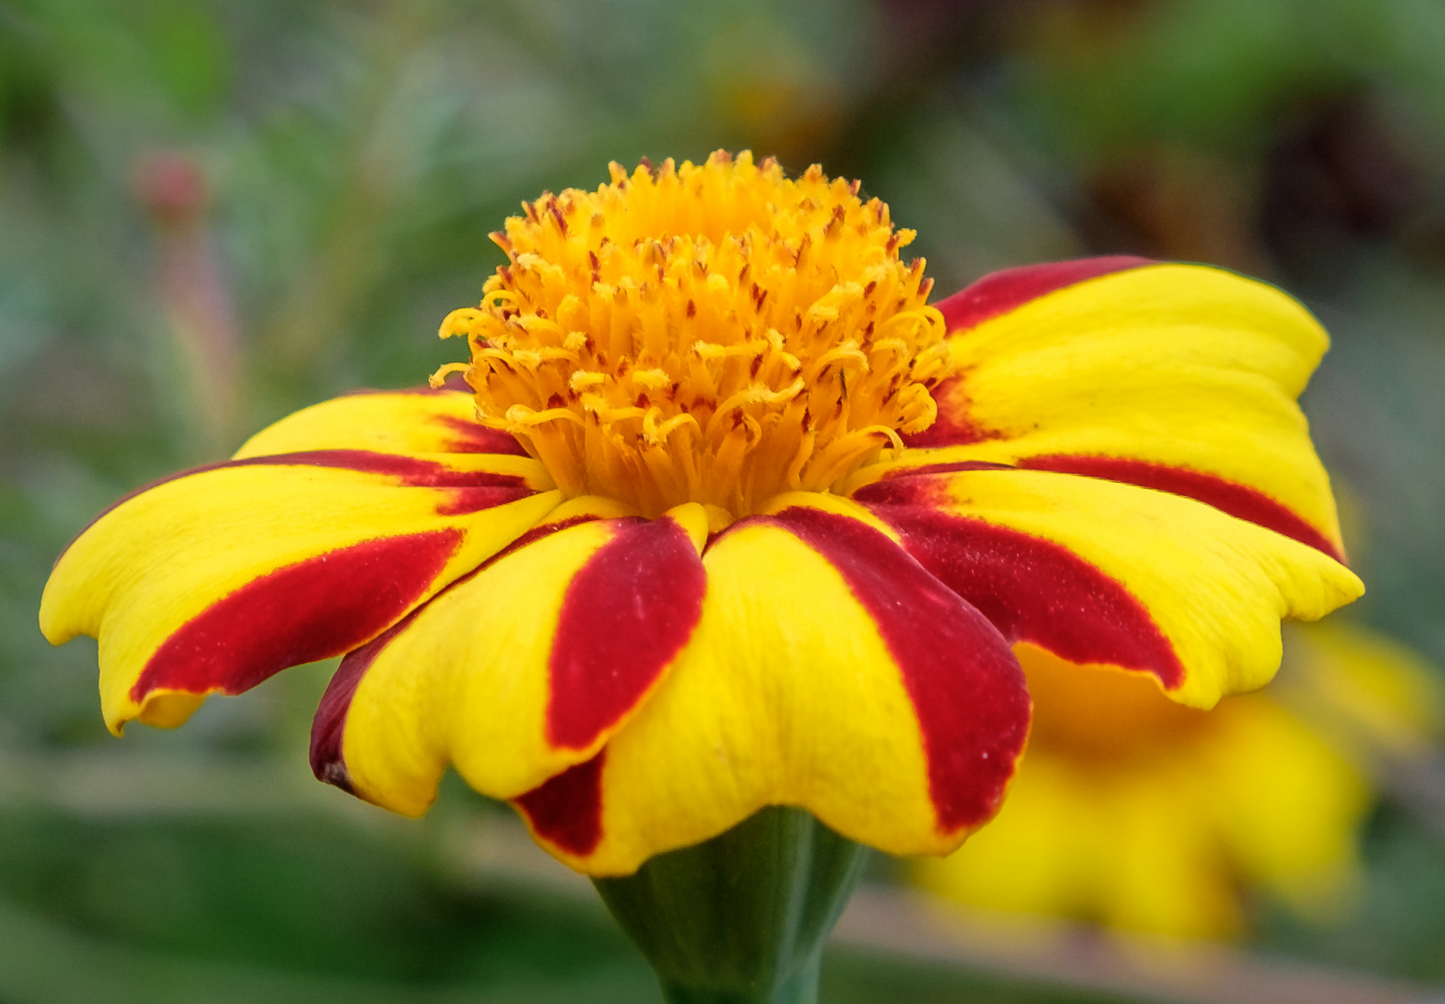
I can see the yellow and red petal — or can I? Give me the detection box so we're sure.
[41,445,559,734]
[514,501,1031,876]
[929,256,1154,338]
[311,504,709,815]
[234,387,531,460]
[855,467,1362,708]
[865,260,1347,560]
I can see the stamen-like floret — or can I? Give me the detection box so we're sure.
[437,151,951,519]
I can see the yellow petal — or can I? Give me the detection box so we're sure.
[859,262,1345,560]
[42,437,559,736]
[858,467,1362,708]
[516,504,1030,875]
[317,507,708,815]
[235,387,532,461]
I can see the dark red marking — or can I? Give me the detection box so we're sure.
[933,256,1153,333]
[906,259,1149,449]
[514,752,606,855]
[479,516,603,570]
[1017,455,1345,562]
[309,621,408,793]
[855,476,1185,687]
[547,517,707,750]
[211,449,526,489]
[876,461,1015,479]
[59,450,534,563]
[899,375,997,449]
[134,529,462,705]
[306,515,603,797]
[434,415,530,456]
[764,507,1031,834]
[434,484,537,515]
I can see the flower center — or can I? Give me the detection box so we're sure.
[436,151,951,519]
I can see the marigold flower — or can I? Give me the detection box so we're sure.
[914,625,1440,938]
[40,152,1362,877]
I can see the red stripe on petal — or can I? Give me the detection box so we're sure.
[879,461,1016,479]
[515,751,605,856]
[133,529,462,703]
[61,451,533,561]
[59,451,526,598]
[547,517,707,751]
[771,507,1030,834]
[934,256,1153,333]
[434,416,531,456]
[307,516,601,794]
[225,449,529,490]
[857,477,1184,687]
[1017,455,1345,562]
[309,625,406,793]
[483,516,601,568]
[906,258,1150,448]
[434,484,537,515]
[229,450,533,514]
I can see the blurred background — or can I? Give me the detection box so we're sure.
[3,0,1445,1000]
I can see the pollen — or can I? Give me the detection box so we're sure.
[435,151,952,519]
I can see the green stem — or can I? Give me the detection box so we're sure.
[593,807,867,1004]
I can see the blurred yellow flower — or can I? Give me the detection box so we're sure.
[913,625,1442,938]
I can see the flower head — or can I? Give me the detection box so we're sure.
[40,152,1362,876]
[434,152,949,519]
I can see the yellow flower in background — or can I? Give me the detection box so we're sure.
[914,625,1442,938]
[41,152,1361,876]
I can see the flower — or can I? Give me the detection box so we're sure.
[40,152,1362,876]
[912,624,1441,938]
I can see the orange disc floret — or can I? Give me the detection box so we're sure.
[436,151,953,519]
